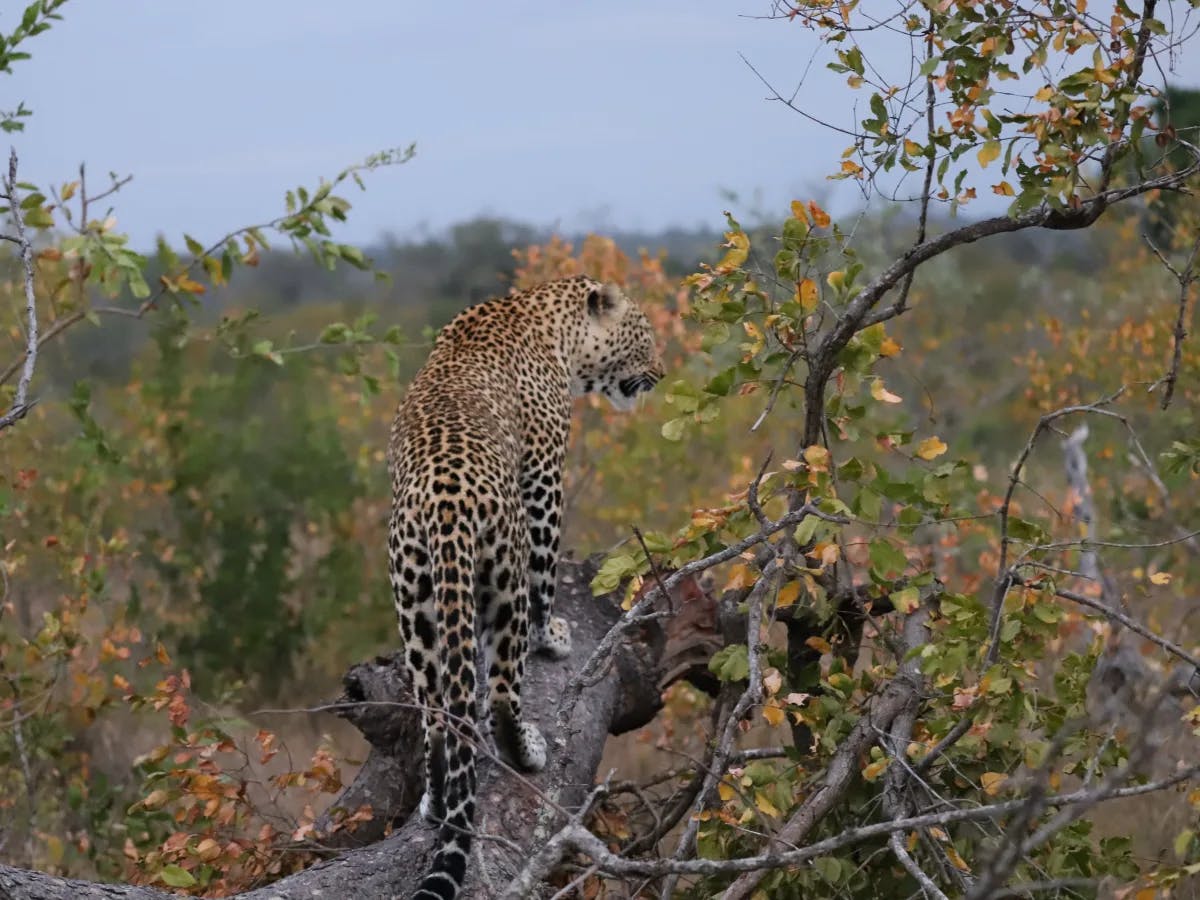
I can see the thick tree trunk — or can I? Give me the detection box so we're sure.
[0,557,692,900]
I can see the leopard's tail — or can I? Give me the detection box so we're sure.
[413,518,478,900]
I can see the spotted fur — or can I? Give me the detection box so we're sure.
[388,275,663,900]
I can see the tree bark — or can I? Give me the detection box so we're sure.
[0,556,696,900]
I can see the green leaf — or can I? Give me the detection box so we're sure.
[794,514,821,547]
[23,206,53,228]
[320,323,351,344]
[1032,602,1062,624]
[1175,829,1195,860]
[868,539,907,580]
[813,857,842,883]
[159,865,197,888]
[661,417,687,442]
[591,554,639,594]
[705,367,735,397]
[708,644,750,682]
[665,380,701,413]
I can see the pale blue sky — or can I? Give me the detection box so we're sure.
[9,2,1200,249]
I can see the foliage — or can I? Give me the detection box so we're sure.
[2,1,1200,897]
[572,1,1200,896]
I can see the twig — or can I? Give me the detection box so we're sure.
[1030,579,1200,672]
[660,562,780,898]
[0,149,39,431]
[984,391,1125,669]
[552,501,848,768]
[498,777,613,900]
[523,763,1200,882]
[1146,229,1200,410]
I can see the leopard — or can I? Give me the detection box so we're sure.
[386,275,664,900]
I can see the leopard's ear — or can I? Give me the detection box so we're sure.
[586,282,627,324]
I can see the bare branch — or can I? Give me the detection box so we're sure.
[0,148,39,431]
[1146,228,1200,410]
[526,763,1200,883]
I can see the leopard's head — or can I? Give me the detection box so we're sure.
[573,281,664,412]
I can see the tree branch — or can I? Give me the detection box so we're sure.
[0,148,39,431]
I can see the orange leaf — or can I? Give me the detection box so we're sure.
[980,772,1007,796]
[777,582,801,609]
[916,437,948,460]
[805,636,832,654]
[762,703,786,727]
[796,278,819,312]
[807,201,831,228]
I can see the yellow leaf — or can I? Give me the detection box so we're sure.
[1150,571,1172,585]
[1136,890,1159,900]
[839,159,864,178]
[762,703,786,727]
[60,180,79,202]
[826,270,846,290]
[790,200,807,221]
[980,772,1007,796]
[803,444,831,470]
[796,278,819,312]
[725,563,756,591]
[879,335,902,357]
[44,835,64,866]
[777,582,801,609]
[977,140,1001,168]
[754,791,780,818]
[992,181,1015,196]
[916,437,948,460]
[718,780,736,802]
[871,379,903,404]
[805,636,832,654]
[1034,85,1054,102]
[903,139,922,157]
[716,230,750,273]
[762,667,783,696]
[847,74,863,88]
